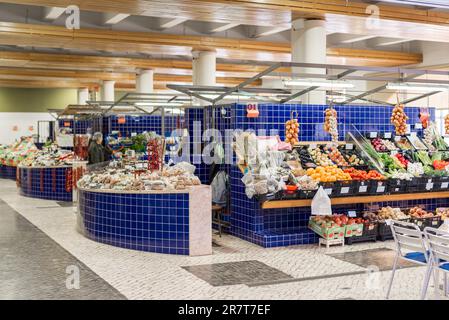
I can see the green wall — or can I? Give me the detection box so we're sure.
[0,88,77,112]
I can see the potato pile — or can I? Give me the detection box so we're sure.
[390,104,408,135]
[377,206,408,220]
[285,119,299,145]
[324,108,338,142]
[445,114,449,134]
[436,208,449,220]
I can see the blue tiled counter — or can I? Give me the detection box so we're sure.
[77,186,212,256]
[0,165,17,180]
[17,166,73,201]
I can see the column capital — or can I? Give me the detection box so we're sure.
[136,68,154,75]
[191,48,216,58]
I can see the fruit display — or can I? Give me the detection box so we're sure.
[409,206,434,219]
[308,147,334,166]
[324,145,348,166]
[306,166,352,182]
[377,206,409,220]
[391,104,408,135]
[382,139,399,151]
[295,148,316,168]
[324,108,338,142]
[285,119,299,145]
[296,175,319,190]
[436,208,449,220]
[0,137,38,166]
[343,168,385,180]
[379,153,405,172]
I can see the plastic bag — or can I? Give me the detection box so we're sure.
[175,161,196,174]
[311,186,332,216]
[267,150,285,168]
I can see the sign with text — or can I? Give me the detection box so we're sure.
[246,103,259,118]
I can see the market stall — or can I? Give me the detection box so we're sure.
[76,162,211,256]
[0,137,38,180]
[16,145,78,201]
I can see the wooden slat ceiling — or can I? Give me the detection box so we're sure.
[2,0,449,28]
[0,23,422,66]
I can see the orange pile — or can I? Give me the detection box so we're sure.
[306,166,352,183]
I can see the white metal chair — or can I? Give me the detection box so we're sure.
[386,220,430,299]
[422,227,449,300]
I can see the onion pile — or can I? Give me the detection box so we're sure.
[445,114,449,134]
[390,104,408,135]
[285,119,299,145]
[324,108,338,142]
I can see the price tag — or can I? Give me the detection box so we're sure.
[348,211,357,217]
[359,185,368,193]
[415,123,423,129]
[427,178,433,184]
[410,131,417,137]
[426,182,434,190]
[325,188,332,195]
[394,136,401,142]
[345,144,354,150]
[384,132,392,139]
[441,182,448,189]
[369,132,378,138]
[376,185,386,193]
[310,144,317,149]
[390,150,398,156]
[131,132,137,137]
[341,187,350,194]
[405,125,411,134]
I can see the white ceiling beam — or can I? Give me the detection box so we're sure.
[374,38,413,46]
[160,18,188,29]
[103,13,130,25]
[43,7,66,20]
[339,35,378,44]
[210,23,240,33]
[254,26,291,38]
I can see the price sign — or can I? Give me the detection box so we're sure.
[390,150,398,156]
[394,136,401,142]
[325,188,332,195]
[406,124,411,134]
[359,185,368,193]
[348,211,357,218]
[131,132,137,137]
[376,185,386,193]
[246,103,259,118]
[441,182,448,189]
[341,187,350,194]
[384,132,392,139]
[369,132,378,138]
[345,144,354,150]
[426,182,434,190]
[410,131,417,137]
[117,116,126,124]
[427,178,433,184]
[310,144,317,149]
[415,123,423,129]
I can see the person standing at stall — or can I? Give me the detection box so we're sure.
[88,132,105,164]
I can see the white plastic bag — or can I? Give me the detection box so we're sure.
[311,186,332,216]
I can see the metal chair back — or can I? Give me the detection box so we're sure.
[423,227,449,267]
[391,220,428,261]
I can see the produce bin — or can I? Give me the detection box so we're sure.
[387,178,406,194]
[320,182,337,198]
[409,216,442,230]
[353,181,371,196]
[406,177,420,193]
[377,218,410,241]
[416,177,435,192]
[308,219,345,240]
[344,223,364,237]
[434,176,449,191]
[299,189,317,199]
[346,222,378,245]
[334,180,354,197]
[369,180,387,195]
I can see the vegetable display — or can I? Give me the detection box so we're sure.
[324,146,348,166]
[324,108,338,142]
[390,104,408,135]
[445,114,449,134]
[345,153,365,166]
[285,119,299,145]
[343,168,385,180]
[308,147,334,166]
[409,206,434,218]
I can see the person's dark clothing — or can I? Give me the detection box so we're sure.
[88,142,105,164]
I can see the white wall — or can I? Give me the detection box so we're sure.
[0,112,53,145]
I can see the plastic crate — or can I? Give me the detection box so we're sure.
[406,177,420,193]
[299,189,317,199]
[344,223,364,237]
[334,180,355,197]
[377,221,393,241]
[320,182,337,198]
[308,219,345,240]
[409,216,442,230]
[353,180,371,196]
[434,176,449,191]
[369,180,388,195]
[416,177,435,192]
[387,178,407,194]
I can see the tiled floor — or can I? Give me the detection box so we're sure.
[0,178,447,300]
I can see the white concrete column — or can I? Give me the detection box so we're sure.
[101,80,115,102]
[291,18,327,104]
[192,49,216,106]
[77,88,89,105]
[136,69,154,93]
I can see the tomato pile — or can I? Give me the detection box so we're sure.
[343,167,386,181]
